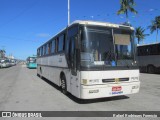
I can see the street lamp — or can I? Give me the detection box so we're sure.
[68,0,70,25]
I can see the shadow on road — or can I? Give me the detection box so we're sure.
[37,75,129,104]
[67,94,129,104]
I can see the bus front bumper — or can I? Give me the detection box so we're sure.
[80,81,140,99]
[28,63,37,68]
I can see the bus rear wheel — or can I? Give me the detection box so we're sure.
[61,75,67,95]
[148,65,155,74]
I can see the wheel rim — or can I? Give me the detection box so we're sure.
[61,79,65,89]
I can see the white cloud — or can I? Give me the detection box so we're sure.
[149,9,154,12]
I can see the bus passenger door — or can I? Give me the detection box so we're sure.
[69,36,80,97]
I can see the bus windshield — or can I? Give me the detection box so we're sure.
[80,26,135,68]
[114,29,134,66]
[29,57,36,63]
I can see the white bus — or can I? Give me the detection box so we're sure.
[37,20,140,99]
[137,43,160,73]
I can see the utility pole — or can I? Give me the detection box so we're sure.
[68,0,70,25]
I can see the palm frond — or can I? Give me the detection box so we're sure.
[148,20,157,34]
[130,0,134,3]
[117,9,125,15]
[129,7,138,14]
[135,26,148,43]
[117,0,137,21]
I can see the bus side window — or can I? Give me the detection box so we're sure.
[51,40,55,54]
[46,44,49,55]
[48,42,52,54]
[43,45,46,55]
[56,38,59,53]
[41,47,43,56]
[69,37,77,75]
[158,45,160,55]
[37,49,39,57]
[58,34,65,52]
[39,48,41,56]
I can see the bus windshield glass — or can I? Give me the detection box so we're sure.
[114,29,134,66]
[80,26,135,68]
[29,57,36,63]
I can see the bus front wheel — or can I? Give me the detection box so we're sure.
[61,75,67,95]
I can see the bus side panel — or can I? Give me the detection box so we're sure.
[39,66,61,86]
[138,55,160,67]
[37,54,68,86]
[68,71,81,98]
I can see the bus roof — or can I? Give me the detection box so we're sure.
[38,20,134,49]
[137,42,160,47]
[70,20,134,30]
[56,20,134,38]
[27,56,37,58]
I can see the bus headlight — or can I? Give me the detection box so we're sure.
[131,77,139,81]
[89,79,99,84]
[82,79,87,85]
[82,79,99,85]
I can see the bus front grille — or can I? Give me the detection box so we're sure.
[102,78,129,83]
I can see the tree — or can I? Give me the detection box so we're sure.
[0,49,6,58]
[135,27,149,44]
[148,16,160,42]
[117,0,138,23]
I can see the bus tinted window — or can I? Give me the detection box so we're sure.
[51,40,55,53]
[46,44,48,55]
[41,47,43,56]
[48,42,52,54]
[58,34,65,52]
[137,43,160,56]
[37,49,40,56]
[158,45,160,55]
[56,38,59,52]
[43,45,46,55]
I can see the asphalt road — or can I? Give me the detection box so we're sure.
[0,64,160,119]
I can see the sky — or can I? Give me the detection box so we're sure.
[0,0,160,60]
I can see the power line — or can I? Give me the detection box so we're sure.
[0,0,39,28]
[0,35,43,43]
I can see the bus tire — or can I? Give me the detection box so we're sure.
[148,65,155,74]
[37,73,39,77]
[61,75,67,95]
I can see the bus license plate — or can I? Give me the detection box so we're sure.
[112,86,122,91]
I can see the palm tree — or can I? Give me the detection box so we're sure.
[117,0,138,23]
[148,16,160,42]
[135,27,149,44]
[0,50,3,58]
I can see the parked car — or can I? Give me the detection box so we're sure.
[0,59,11,68]
[10,59,16,66]
[0,59,3,68]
